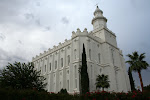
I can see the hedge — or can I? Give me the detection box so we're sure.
[0,88,149,100]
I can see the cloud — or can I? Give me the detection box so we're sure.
[61,17,69,24]
[0,33,6,41]
[35,19,41,26]
[36,1,41,6]
[0,48,28,69]
[18,40,23,44]
[44,26,51,31]
[24,13,34,20]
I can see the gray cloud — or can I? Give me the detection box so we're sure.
[44,26,51,31]
[18,40,23,44]
[24,13,34,20]
[35,19,41,26]
[36,1,41,6]
[61,17,69,24]
[0,48,28,69]
[0,33,6,41]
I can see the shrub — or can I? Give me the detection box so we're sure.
[58,88,68,94]
[0,88,150,100]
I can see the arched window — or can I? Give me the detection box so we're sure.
[98,53,101,63]
[68,55,70,66]
[67,80,69,91]
[75,79,77,88]
[74,65,77,88]
[60,82,62,90]
[111,49,114,64]
[45,65,46,72]
[61,58,63,67]
[55,61,57,69]
[91,65,93,78]
[74,49,77,59]
[74,65,77,78]
[40,67,42,73]
[89,49,91,60]
[100,68,102,73]
[50,63,51,71]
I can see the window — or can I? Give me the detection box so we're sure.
[68,55,70,66]
[55,61,57,69]
[74,65,77,78]
[40,67,42,73]
[54,83,56,91]
[111,49,114,64]
[45,65,46,72]
[60,82,62,90]
[67,70,69,74]
[67,80,69,91]
[98,53,101,63]
[50,63,51,71]
[74,49,77,59]
[89,49,91,60]
[74,65,77,89]
[100,68,102,73]
[75,79,77,88]
[61,58,63,67]
[91,65,92,78]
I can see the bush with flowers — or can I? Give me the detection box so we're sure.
[0,88,150,100]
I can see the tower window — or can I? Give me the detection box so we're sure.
[111,49,114,64]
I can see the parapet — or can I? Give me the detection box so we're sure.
[33,37,72,61]
[71,28,89,39]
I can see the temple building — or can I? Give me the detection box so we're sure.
[32,6,131,93]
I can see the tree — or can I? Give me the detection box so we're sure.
[95,74,110,91]
[126,51,149,91]
[128,67,136,91]
[0,62,46,90]
[144,84,150,91]
[79,44,89,94]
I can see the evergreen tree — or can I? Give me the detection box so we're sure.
[128,67,136,91]
[80,44,89,94]
[0,62,46,91]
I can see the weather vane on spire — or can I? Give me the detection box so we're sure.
[95,3,99,8]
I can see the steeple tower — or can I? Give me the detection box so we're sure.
[92,6,107,30]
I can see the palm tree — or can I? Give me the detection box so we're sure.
[95,74,110,91]
[126,51,149,91]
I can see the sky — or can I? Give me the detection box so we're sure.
[0,0,150,88]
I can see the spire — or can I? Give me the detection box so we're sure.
[92,6,107,30]
[94,6,103,16]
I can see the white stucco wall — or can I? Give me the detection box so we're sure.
[32,6,131,93]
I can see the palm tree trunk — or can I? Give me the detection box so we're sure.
[138,71,143,91]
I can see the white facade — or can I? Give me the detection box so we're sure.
[32,6,131,93]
